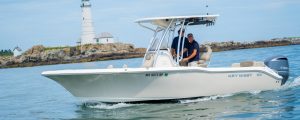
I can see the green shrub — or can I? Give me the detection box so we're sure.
[0,49,13,56]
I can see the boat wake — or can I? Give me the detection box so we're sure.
[178,90,263,104]
[179,76,300,104]
[279,76,300,90]
[83,102,135,110]
[179,94,234,104]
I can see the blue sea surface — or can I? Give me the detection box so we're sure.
[0,45,300,119]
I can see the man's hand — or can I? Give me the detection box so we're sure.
[172,53,176,57]
[182,58,189,62]
[172,53,177,59]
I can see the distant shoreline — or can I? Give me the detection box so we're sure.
[0,37,299,69]
[1,52,144,69]
[206,37,300,52]
[0,43,146,69]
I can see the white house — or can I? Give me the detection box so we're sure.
[95,32,115,44]
[13,46,22,57]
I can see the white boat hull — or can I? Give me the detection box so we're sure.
[42,67,282,103]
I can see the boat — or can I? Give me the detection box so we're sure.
[42,15,289,103]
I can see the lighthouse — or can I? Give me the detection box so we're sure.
[80,0,96,45]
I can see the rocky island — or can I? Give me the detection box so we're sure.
[0,37,299,69]
[206,37,300,52]
[0,43,146,68]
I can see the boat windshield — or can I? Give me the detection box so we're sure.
[148,29,174,51]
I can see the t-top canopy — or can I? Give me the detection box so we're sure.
[135,14,219,28]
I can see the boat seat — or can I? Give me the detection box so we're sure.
[197,45,212,67]
[143,53,154,68]
[231,61,265,67]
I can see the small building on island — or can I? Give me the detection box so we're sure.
[13,46,22,57]
[95,32,115,44]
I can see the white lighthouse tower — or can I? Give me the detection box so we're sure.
[80,0,96,45]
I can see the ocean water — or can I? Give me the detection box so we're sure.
[0,45,300,120]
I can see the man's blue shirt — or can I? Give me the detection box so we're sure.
[186,40,200,62]
[171,36,188,57]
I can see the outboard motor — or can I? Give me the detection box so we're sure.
[264,55,289,85]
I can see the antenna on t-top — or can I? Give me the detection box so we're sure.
[206,0,209,15]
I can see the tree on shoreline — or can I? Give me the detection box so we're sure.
[0,49,13,56]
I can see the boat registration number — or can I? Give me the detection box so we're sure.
[145,73,168,77]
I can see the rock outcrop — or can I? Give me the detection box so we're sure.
[80,43,135,55]
[23,45,45,55]
[206,37,300,52]
[0,58,4,66]
[0,43,146,68]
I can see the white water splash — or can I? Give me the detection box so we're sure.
[280,76,300,90]
[84,102,134,110]
[248,90,262,95]
[179,94,233,104]
[179,90,266,104]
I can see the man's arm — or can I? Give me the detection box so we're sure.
[178,48,187,56]
[171,48,176,57]
[172,48,187,57]
[171,38,177,57]
[182,49,197,62]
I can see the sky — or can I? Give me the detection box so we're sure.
[0,0,300,50]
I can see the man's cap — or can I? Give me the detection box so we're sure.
[187,33,193,37]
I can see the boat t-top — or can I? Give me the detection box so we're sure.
[42,15,289,103]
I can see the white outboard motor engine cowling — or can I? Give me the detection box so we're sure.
[264,55,289,85]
